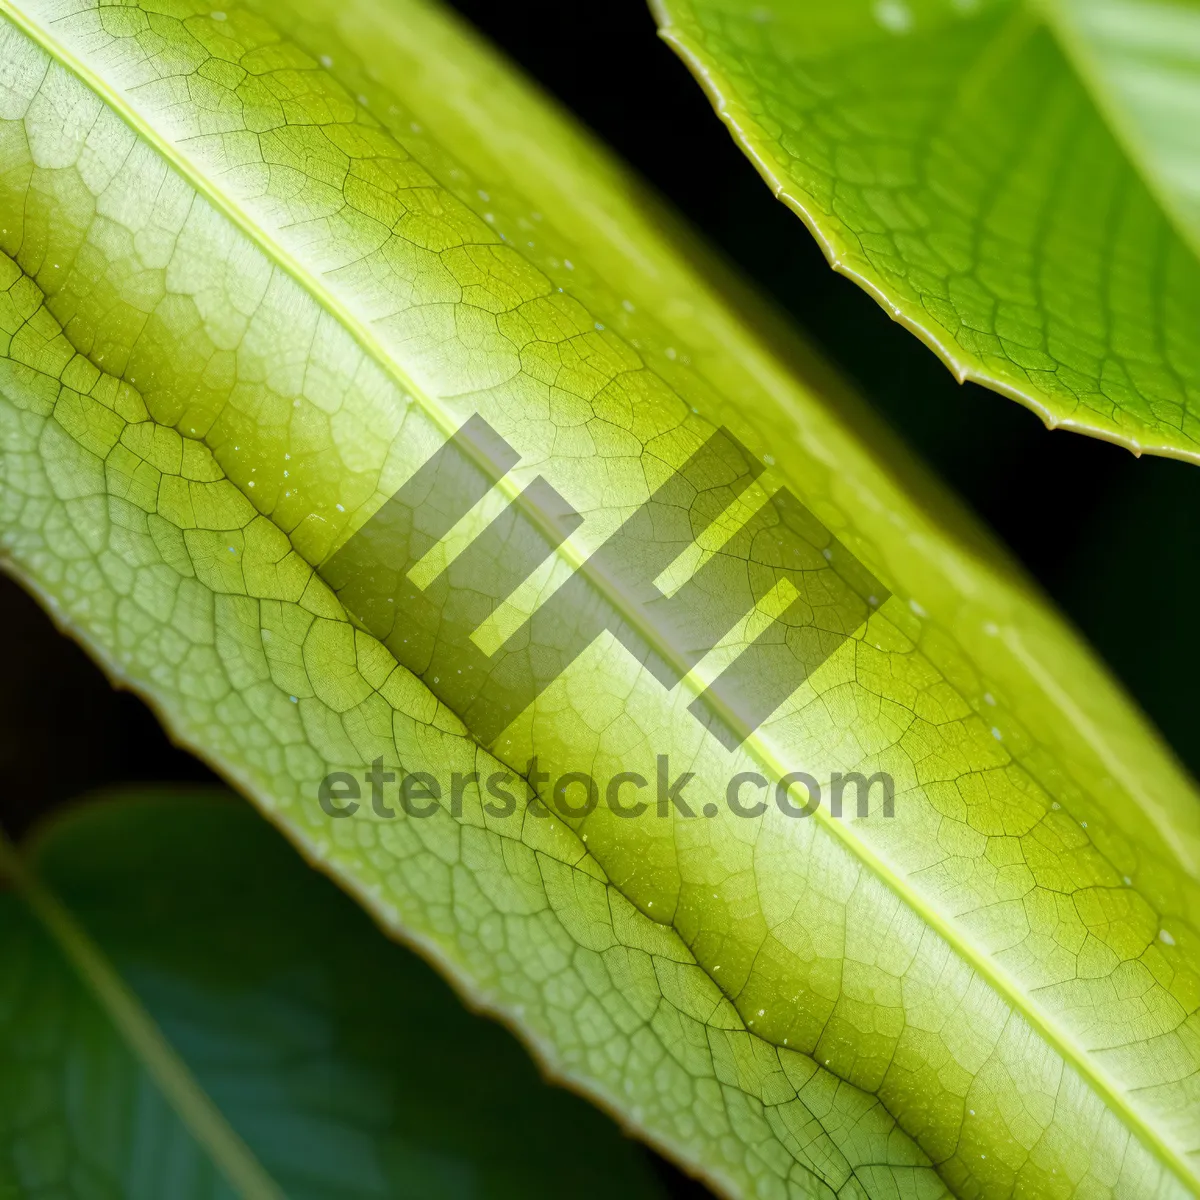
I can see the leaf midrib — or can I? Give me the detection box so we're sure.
[1036,0,1200,265]
[648,10,1200,1190]
[5,4,1198,1194]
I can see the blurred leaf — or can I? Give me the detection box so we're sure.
[1044,0,1200,255]
[654,0,1200,461]
[0,790,666,1199]
[1,0,1199,1197]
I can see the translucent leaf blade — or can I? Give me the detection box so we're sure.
[653,0,1200,461]
[1046,0,1200,260]
[0,0,1197,1195]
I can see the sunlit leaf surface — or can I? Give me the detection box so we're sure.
[0,0,1198,1195]
[0,791,666,1198]
[654,0,1200,462]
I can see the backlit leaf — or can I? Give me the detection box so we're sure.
[653,0,1200,461]
[0,0,1198,1195]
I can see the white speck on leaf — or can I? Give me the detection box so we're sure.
[874,0,912,33]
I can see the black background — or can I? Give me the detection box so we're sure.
[2,2,1197,1194]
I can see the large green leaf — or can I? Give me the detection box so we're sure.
[652,0,1200,462]
[0,789,666,1198]
[0,0,1197,1196]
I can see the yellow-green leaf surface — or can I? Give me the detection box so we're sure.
[653,0,1200,462]
[0,790,667,1198]
[0,0,1198,1196]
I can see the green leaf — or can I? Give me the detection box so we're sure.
[652,0,1200,462]
[0,0,1198,1197]
[1043,0,1200,258]
[0,789,667,1199]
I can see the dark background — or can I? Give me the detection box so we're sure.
[2,2,1196,1195]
